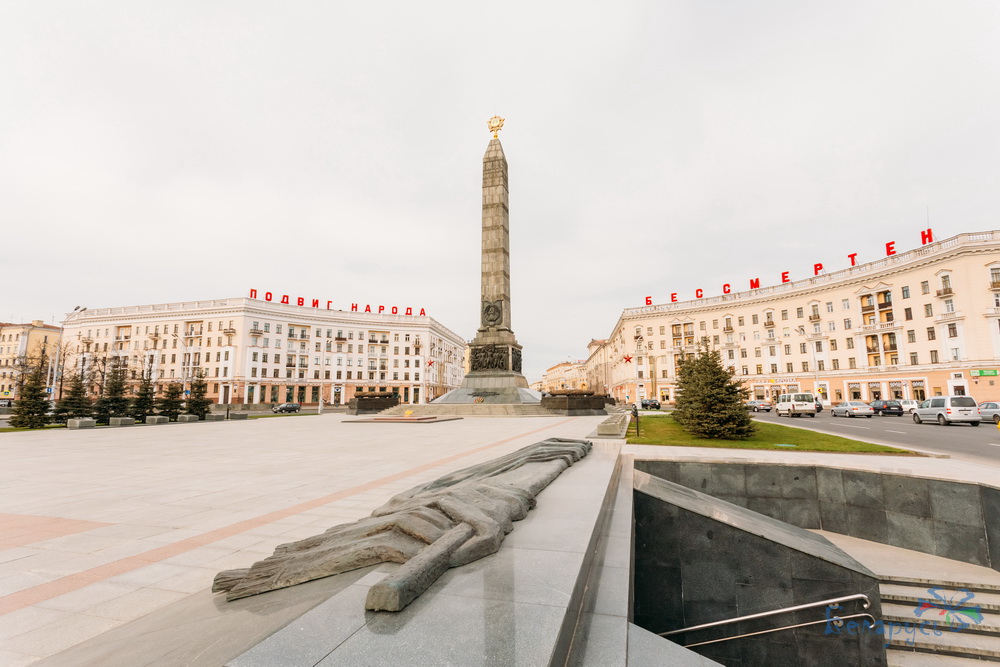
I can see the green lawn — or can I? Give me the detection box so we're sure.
[626,414,913,454]
[0,423,67,433]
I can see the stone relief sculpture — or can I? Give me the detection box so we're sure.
[213,438,592,612]
[512,347,522,373]
[481,299,503,327]
[470,344,509,372]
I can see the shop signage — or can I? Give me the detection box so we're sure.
[248,290,426,316]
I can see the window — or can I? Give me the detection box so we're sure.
[828,321,836,332]
[910,352,918,365]
[844,318,852,330]
[815,341,823,352]
[930,350,939,363]
[799,343,807,354]
[907,330,916,343]
[947,323,958,338]
[832,358,840,370]
[796,307,804,318]
[927,327,936,341]
[849,357,857,369]
[944,299,955,313]
[752,314,759,324]
[846,338,854,349]
[786,363,793,372]
[941,274,952,290]
[902,307,912,321]
[781,310,788,320]
[817,360,825,371]
[738,316,744,326]
[826,302,834,313]
[924,304,933,317]
[920,281,930,294]
[755,365,762,374]
[950,348,961,361]
[902,286,910,298]
[830,339,838,351]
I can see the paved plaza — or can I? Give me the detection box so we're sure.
[0,414,604,665]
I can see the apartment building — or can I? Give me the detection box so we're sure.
[59,298,467,405]
[587,231,1000,405]
[0,320,62,400]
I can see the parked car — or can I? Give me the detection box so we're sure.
[912,396,980,426]
[745,400,773,412]
[899,399,920,414]
[870,400,904,416]
[0,399,12,408]
[640,399,661,410]
[272,403,302,413]
[814,399,824,413]
[775,393,817,418]
[979,402,1000,424]
[830,401,874,418]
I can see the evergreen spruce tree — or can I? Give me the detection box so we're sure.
[93,363,130,424]
[672,339,756,439]
[186,372,212,420]
[53,371,93,422]
[156,383,185,421]
[130,373,157,422]
[9,353,50,429]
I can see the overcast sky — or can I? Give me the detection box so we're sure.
[3,2,998,382]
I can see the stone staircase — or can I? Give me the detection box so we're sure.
[376,403,554,417]
[814,531,1000,664]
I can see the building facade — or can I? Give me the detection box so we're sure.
[59,298,467,406]
[539,360,588,393]
[587,231,1000,405]
[0,320,62,400]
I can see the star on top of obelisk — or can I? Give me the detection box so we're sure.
[487,115,505,139]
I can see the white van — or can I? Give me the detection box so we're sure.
[776,393,817,418]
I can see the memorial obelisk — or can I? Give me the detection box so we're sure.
[436,116,536,404]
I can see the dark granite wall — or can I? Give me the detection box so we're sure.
[633,492,884,666]
[635,461,998,568]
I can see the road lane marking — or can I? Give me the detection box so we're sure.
[838,424,871,429]
[886,430,907,434]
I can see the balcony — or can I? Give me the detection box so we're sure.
[936,287,954,297]
[223,328,236,335]
[866,346,880,353]
[861,304,876,313]
[335,336,347,341]
[250,328,263,336]
[808,314,820,322]
[148,332,160,339]
[883,344,898,352]
[115,336,130,341]
[723,326,734,332]
[878,302,893,310]
[80,336,93,343]
[935,311,963,322]
[859,321,902,333]
[991,281,1000,290]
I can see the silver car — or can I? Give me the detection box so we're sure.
[831,401,874,418]
[913,396,981,426]
[978,402,1000,424]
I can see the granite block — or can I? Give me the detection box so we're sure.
[886,511,935,553]
[816,468,845,503]
[746,496,784,522]
[932,521,989,566]
[783,500,821,529]
[883,475,931,516]
[983,486,1000,568]
[819,501,849,533]
[928,480,983,527]
[842,470,883,509]
[780,466,817,500]
[846,506,888,543]
[745,465,784,498]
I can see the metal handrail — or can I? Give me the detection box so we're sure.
[658,593,870,638]
[684,613,877,648]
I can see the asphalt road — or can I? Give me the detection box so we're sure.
[750,408,1000,466]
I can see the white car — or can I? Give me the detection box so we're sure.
[775,393,817,418]
[899,399,920,413]
[979,402,1000,424]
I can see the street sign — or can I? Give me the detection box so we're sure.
[334,387,342,393]
[2,391,9,396]
[46,387,53,394]
[185,390,191,395]
[972,369,998,377]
